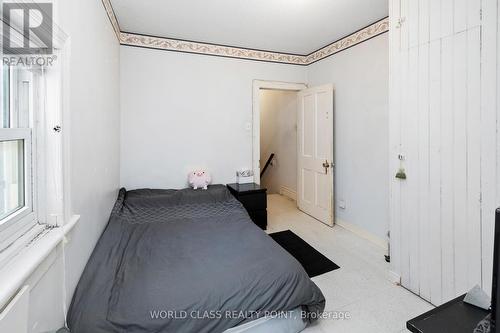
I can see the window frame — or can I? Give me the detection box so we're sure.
[0,66,41,256]
[0,128,36,247]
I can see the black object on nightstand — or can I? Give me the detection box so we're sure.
[227,183,267,230]
[406,294,490,333]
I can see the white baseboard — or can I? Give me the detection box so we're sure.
[387,270,402,285]
[335,218,388,250]
[279,186,297,201]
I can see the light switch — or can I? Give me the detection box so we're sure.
[339,200,346,209]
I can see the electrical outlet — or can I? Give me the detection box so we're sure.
[338,200,346,209]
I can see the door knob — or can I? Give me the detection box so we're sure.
[322,160,330,174]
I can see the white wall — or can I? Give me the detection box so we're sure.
[25,0,121,331]
[307,34,390,241]
[259,89,297,195]
[61,0,121,308]
[388,0,500,306]
[120,46,306,189]
[120,35,389,243]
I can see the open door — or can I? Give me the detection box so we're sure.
[297,84,334,226]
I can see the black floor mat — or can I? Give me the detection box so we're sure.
[269,230,340,278]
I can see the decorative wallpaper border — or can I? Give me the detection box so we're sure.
[305,18,389,65]
[101,0,121,40]
[119,32,310,65]
[101,0,388,65]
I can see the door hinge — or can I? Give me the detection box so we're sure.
[395,17,406,29]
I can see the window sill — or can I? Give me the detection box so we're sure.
[0,215,80,310]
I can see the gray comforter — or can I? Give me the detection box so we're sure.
[67,185,325,333]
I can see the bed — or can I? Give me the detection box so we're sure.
[67,185,325,333]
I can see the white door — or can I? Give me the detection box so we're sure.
[389,0,487,305]
[297,84,334,226]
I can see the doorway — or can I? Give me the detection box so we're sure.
[259,89,298,199]
[252,80,306,182]
[252,80,335,226]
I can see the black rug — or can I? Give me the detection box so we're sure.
[269,230,340,278]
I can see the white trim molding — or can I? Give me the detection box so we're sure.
[280,186,297,201]
[387,270,402,285]
[336,218,388,250]
[0,215,80,311]
[100,0,388,65]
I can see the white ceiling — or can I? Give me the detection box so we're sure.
[110,0,388,55]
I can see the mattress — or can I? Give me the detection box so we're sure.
[67,185,325,333]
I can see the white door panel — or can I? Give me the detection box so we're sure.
[389,0,490,305]
[297,85,334,226]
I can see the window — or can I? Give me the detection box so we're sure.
[0,139,25,220]
[0,65,38,249]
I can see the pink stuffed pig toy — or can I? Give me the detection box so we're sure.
[188,170,211,190]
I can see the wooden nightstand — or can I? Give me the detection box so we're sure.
[226,183,267,230]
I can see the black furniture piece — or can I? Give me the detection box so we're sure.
[491,208,500,332]
[407,294,489,333]
[227,183,267,230]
